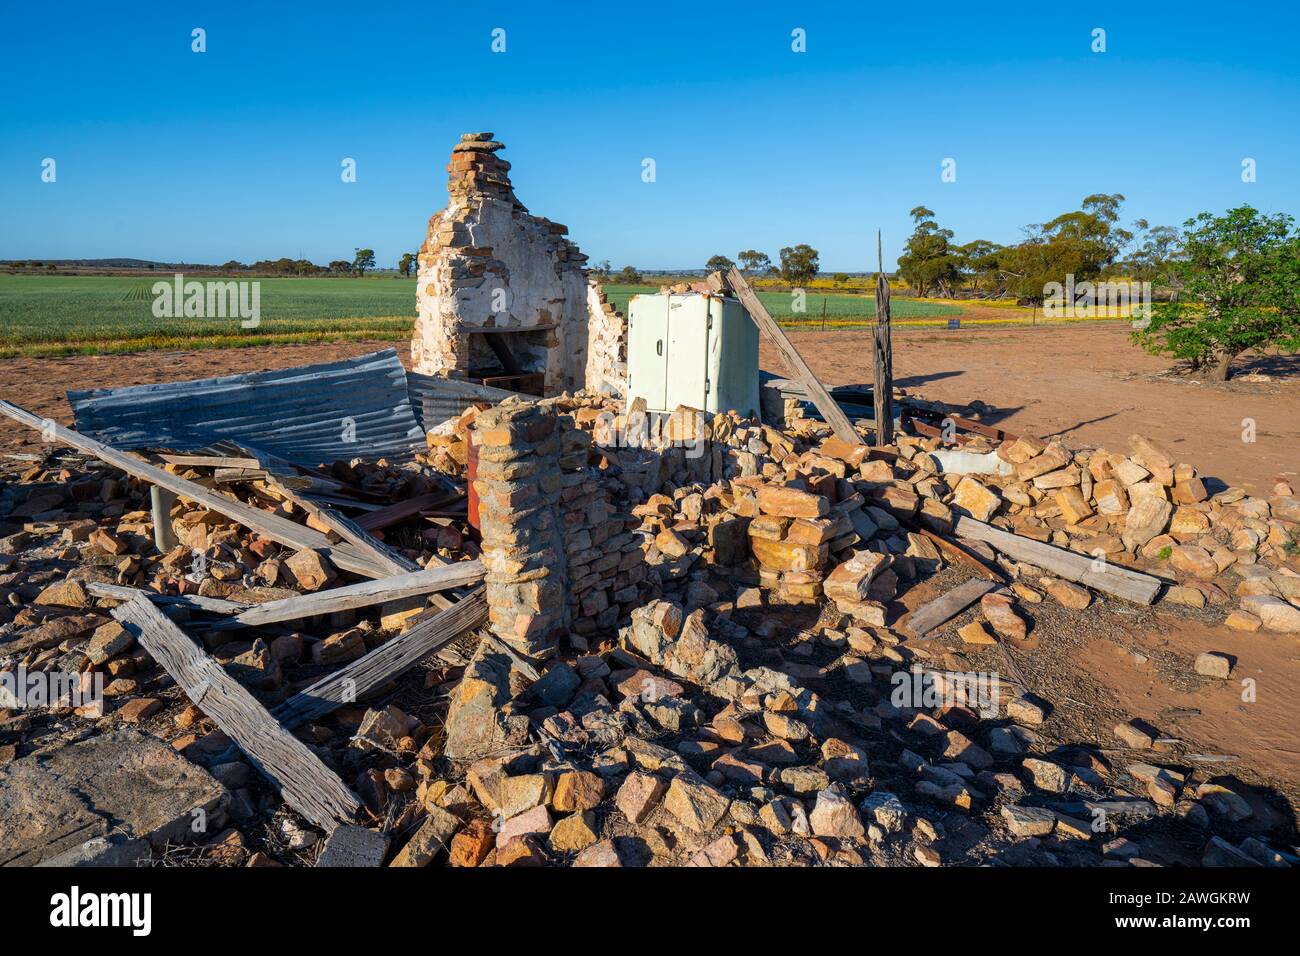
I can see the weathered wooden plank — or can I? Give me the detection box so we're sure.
[355,492,463,533]
[158,453,262,469]
[85,581,252,614]
[262,474,419,577]
[112,594,360,831]
[711,269,862,446]
[903,578,998,637]
[0,399,389,579]
[953,516,1162,605]
[217,560,484,629]
[272,587,487,729]
[873,236,895,445]
[315,507,420,575]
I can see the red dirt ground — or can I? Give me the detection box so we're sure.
[771,321,1300,497]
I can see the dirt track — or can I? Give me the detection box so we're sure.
[2,322,1294,495]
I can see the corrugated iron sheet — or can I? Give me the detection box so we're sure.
[406,372,527,431]
[67,349,425,468]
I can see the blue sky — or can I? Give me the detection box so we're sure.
[1,1,1297,271]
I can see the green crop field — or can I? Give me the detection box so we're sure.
[0,274,417,357]
[0,274,986,359]
[601,284,963,327]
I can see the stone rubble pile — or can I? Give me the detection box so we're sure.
[1,379,1296,869]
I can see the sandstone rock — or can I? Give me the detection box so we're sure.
[958,620,997,645]
[859,791,906,833]
[1239,594,1300,633]
[495,834,546,866]
[448,818,494,867]
[34,579,91,609]
[551,770,604,812]
[951,476,1001,522]
[1169,545,1218,579]
[1128,434,1176,484]
[573,839,622,867]
[980,592,1027,642]
[549,811,600,852]
[1022,758,1069,794]
[1093,479,1129,515]
[687,832,741,867]
[1044,579,1091,609]
[1055,487,1093,524]
[1169,506,1210,534]
[663,776,730,832]
[749,537,827,573]
[316,824,389,867]
[614,771,666,825]
[311,629,366,665]
[389,806,462,867]
[285,549,336,591]
[1016,444,1070,480]
[1194,652,1232,679]
[1164,586,1206,608]
[443,648,528,761]
[115,697,161,724]
[1114,720,1155,749]
[822,551,892,603]
[809,784,865,839]
[1001,803,1056,838]
[1196,782,1253,822]
[757,485,828,519]
[1202,835,1262,867]
[1121,496,1172,552]
[498,804,552,845]
[1006,696,1047,726]
[1224,611,1262,632]
[531,662,580,708]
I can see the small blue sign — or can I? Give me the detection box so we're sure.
[947,318,961,330]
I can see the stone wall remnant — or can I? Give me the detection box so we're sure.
[412,133,593,395]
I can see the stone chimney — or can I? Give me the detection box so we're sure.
[411,133,592,394]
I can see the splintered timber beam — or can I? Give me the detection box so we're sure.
[85,581,252,615]
[709,269,862,446]
[272,587,487,729]
[112,594,360,831]
[216,560,485,629]
[0,399,390,579]
[953,516,1162,605]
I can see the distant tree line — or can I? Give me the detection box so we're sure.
[220,247,381,276]
[895,196,1182,301]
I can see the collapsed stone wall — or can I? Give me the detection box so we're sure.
[412,133,590,393]
[472,395,823,662]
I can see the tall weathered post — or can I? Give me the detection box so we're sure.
[873,231,895,445]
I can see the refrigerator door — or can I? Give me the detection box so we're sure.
[665,293,710,413]
[626,293,669,411]
[713,297,761,418]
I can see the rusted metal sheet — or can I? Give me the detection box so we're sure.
[67,349,424,468]
[406,371,527,431]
